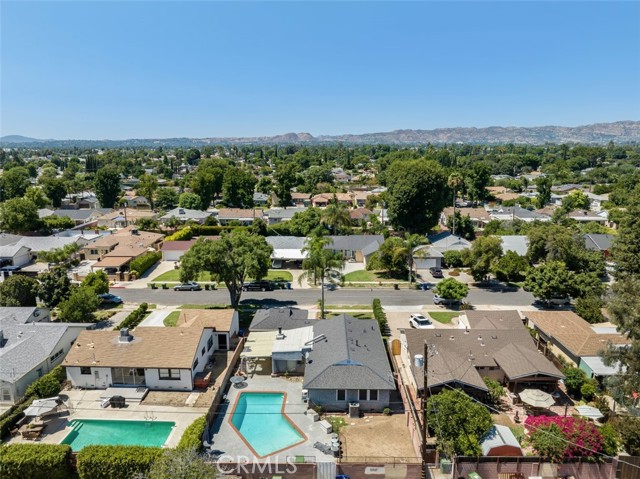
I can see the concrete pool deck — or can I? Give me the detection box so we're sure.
[7,389,209,448]
[210,375,336,462]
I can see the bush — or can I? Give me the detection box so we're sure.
[24,366,66,400]
[442,250,465,268]
[0,444,72,479]
[130,251,162,277]
[580,378,598,401]
[177,415,207,452]
[164,227,193,241]
[191,225,245,236]
[76,445,163,479]
[116,303,149,331]
[562,366,587,397]
[0,397,34,439]
[525,415,604,461]
[599,423,620,456]
[372,298,388,333]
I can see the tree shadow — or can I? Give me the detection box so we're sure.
[238,298,299,308]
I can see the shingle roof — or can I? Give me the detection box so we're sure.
[463,310,523,330]
[52,209,111,221]
[481,425,522,456]
[160,207,212,221]
[499,236,529,256]
[526,311,629,357]
[216,208,264,219]
[266,207,307,220]
[62,327,206,369]
[265,236,308,251]
[16,236,82,253]
[0,245,30,258]
[161,240,196,251]
[303,315,395,391]
[175,309,235,331]
[427,232,472,252]
[583,234,614,252]
[325,235,384,254]
[250,308,313,331]
[442,207,491,222]
[0,234,23,247]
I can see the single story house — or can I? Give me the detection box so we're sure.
[216,208,264,225]
[97,209,157,229]
[303,314,395,412]
[1,307,91,405]
[81,226,163,261]
[62,193,101,209]
[352,191,372,208]
[265,207,307,224]
[249,308,314,332]
[499,235,529,257]
[489,206,551,223]
[552,184,584,194]
[121,195,150,209]
[494,192,522,203]
[0,245,32,268]
[160,207,212,225]
[64,308,238,390]
[350,207,373,222]
[325,235,384,266]
[401,327,563,400]
[241,326,315,375]
[487,186,509,196]
[441,207,492,230]
[161,240,196,262]
[458,310,524,330]
[586,192,609,212]
[582,233,614,258]
[265,236,308,265]
[481,425,523,457]
[525,311,628,379]
[253,192,270,206]
[567,210,608,224]
[311,193,354,208]
[427,232,472,253]
[291,192,312,207]
[51,208,112,226]
[15,235,90,257]
[412,245,444,270]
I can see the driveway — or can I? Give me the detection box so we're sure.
[138,310,172,327]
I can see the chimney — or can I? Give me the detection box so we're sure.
[119,328,133,343]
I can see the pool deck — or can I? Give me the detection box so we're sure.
[210,375,336,462]
[7,389,209,448]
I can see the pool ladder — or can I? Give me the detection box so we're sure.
[144,411,157,421]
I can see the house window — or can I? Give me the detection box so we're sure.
[359,389,368,401]
[1,388,11,401]
[207,336,213,351]
[50,349,64,362]
[193,359,199,370]
[90,249,98,255]
[369,390,378,401]
[158,369,181,380]
[336,390,346,401]
[80,367,91,375]
[201,347,205,356]
[358,389,378,401]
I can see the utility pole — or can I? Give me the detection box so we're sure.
[421,341,429,479]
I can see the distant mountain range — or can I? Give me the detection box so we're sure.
[2,121,639,147]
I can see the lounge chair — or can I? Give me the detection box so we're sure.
[313,441,333,456]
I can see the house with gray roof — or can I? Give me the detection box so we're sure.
[265,207,308,224]
[16,235,89,255]
[160,207,212,225]
[265,236,308,263]
[427,232,472,253]
[303,314,395,412]
[582,233,614,258]
[250,308,314,332]
[481,425,523,456]
[0,307,91,405]
[325,235,384,266]
[0,245,32,268]
[499,235,529,257]
[52,208,112,225]
[489,205,551,223]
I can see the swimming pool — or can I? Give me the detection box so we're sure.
[61,419,175,451]
[229,392,306,457]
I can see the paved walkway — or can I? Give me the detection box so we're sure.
[138,309,172,327]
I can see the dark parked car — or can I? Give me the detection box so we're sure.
[98,293,123,304]
[174,281,202,291]
[0,265,22,273]
[242,280,274,292]
[430,267,444,278]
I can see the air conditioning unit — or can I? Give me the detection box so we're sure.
[301,389,309,403]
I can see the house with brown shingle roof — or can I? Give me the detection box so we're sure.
[216,208,263,225]
[311,193,354,208]
[400,327,563,400]
[291,192,311,207]
[63,309,238,391]
[440,207,492,229]
[525,310,629,378]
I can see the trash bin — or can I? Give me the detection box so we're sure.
[421,283,428,291]
[393,283,399,290]
[440,459,452,474]
[286,282,291,290]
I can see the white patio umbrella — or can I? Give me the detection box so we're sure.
[575,405,604,420]
[519,389,555,408]
[23,397,60,418]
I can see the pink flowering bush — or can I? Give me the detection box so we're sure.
[525,415,604,460]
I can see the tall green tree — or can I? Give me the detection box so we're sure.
[0,198,42,233]
[446,211,475,240]
[155,187,179,210]
[38,266,72,308]
[524,261,574,302]
[274,162,298,207]
[93,165,121,208]
[535,176,552,208]
[465,162,491,204]
[0,166,30,200]
[58,286,100,323]
[39,177,67,207]
[82,270,110,294]
[24,186,49,208]
[434,277,469,300]
[561,190,590,211]
[611,201,640,277]
[320,194,352,235]
[137,174,158,209]
[386,159,449,233]
[0,275,39,306]
[469,235,503,281]
[493,250,529,283]
[221,168,257,208]
[374,236,409,275]
[180,230,272,308]
[178,192,202,210]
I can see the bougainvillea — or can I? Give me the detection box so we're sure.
[525,415,604,460]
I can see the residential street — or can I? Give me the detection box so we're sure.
[113,286,535,307]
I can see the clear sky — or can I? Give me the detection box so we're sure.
[1,1,639,139]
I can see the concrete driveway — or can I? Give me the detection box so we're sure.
[138,310,172,327]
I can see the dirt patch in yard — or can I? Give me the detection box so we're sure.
[142,391,192,407]
[339,414,419,461]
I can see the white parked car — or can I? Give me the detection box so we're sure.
[409,313,435,329]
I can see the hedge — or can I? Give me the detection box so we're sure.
[130,251,162,277]
[0,444,73,479]
[176,415,207,452]
[0,397,34,439]
[77,445,163,479]
[372,298,389,334]
[116,303,149,331]
[164,227,194,241]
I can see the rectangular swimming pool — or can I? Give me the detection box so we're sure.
[61,419,175,451]
[229,392,306,457]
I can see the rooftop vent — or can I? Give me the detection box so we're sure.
[178,209,185,215]
[449,335,455,341]
[119,328,133,343]
[130,228,139,235]
[477,335,483,341]
[276,327,285,340]
[0,329,4,347]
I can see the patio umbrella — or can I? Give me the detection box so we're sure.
[519,389,555,408]
[575,405,604,420]
[23,397,59,418]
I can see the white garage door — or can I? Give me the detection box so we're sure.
[415,258,439,269]
[162,251,183,262]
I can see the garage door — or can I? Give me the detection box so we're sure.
[162,251,183,262]
[415,258,439,269]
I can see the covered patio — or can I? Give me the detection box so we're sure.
[240,327,314,376]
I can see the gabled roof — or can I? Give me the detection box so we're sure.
[583,234,614,252]
[250,308,313,331]
[463,310,523,330]
[481,425,523,456]
[265,236,308,251]
[161,240,196,252]
[52,208,111,221]
[0,245,30,258]
[160,207,212,220]
[442,207,491,222]
[499,235,529,256]
[0,234,23,247]
[427,232,472,252]
[16,236,83,253]
[350,208,373,220]
[266,207,307,220]
[216,208,264,219]
[303,315,395,391]
[325,235,384,253]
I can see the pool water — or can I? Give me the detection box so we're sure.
[230,392,305,457]
[61,419,175,451]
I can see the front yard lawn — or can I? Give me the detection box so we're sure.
[163,311,181,327]
[428,311,460,324]
[325,311,373,320]
[153,269,292,283]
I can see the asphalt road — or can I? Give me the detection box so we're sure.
[114,286,535,307]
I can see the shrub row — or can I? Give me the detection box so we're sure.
[0,444,73,479]
[0,397,34,439]
[116,303,149,331]
[164,227,194,241]
[165,225,249,241]
[372,298,389,333]
[130,251,162,277]
[76,445,163,479]
[177,415,207,452]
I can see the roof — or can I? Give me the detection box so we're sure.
[160,207,212,221]
[404,328,562,391]
[350,208,373,220]
[250,308,313,331]
[442,207,491,222]
[495,192,522,202]
[580,356,624,377]
[0,308,88,383]
[175,309,235,331]
[92,256,132,268]
[162,240,196,252]
[490,206,551,221]
[103,246,150,258]
[325,235,384,254]
[85,227,163,250]
[266,236,307,250]
[216,208,264,220]
[526,311,630,356]
[499,236,529,256]
[463,310,523,330]
[62,327,206,369]
[583,234,614,252]
[291,192,311,200]
[413,245,444,259]
[98,210,157,221]
[0,234,23,247]
[427,232,472,252]
[241,331,275,358]
[303,314,395,391]
[52,209,111,221]
[568,210,607,221]
[481,425,523,456]
[266,207,307,220]
[16,236,82,253]
[0,244,30,258]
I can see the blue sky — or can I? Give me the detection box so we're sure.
[1,1,639,139]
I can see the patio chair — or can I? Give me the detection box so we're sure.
[313,441,333,456]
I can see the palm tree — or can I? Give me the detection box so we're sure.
[298,233,344,319]
[447,173,464,235]
[404,233,426,284]
[320,194,352,235]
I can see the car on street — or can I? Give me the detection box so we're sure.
[174,281,202,291]
[242,280,274,292]
[429,267,444,278]
[533,297,571,308]
[409,313,435,329]
[98,293,123,304]
[0,265,22,273]
[433,293,460,306]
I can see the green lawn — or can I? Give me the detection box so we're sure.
[152,269,292,283]
[179,304,231,310]
[326,311,373,320]
[325,416,348,433]
[343,270,410,283]
[163,311,181,327]
[322,304,373,310]
[428,311,460,324]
